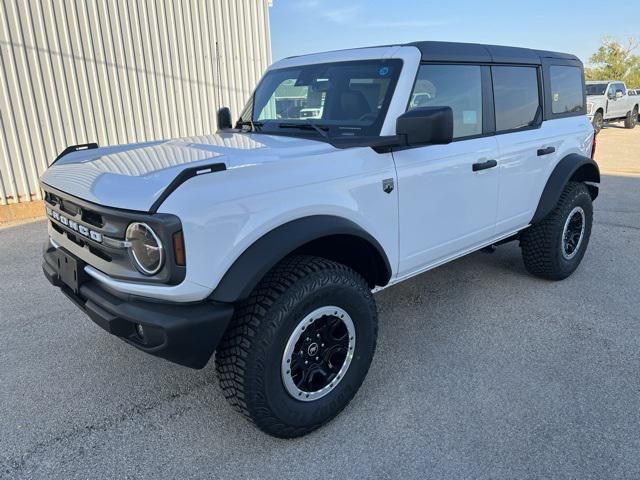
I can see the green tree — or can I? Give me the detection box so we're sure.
[585,36,640,88]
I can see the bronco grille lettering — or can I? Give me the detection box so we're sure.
[47,207,103,243]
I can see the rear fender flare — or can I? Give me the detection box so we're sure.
[530,153,600,224]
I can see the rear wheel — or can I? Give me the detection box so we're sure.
[625,107,638,129]
[215,255,377,438]
[592,111,604,133]
[520,182,593,280]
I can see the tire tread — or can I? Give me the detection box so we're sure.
[215,255,375,438]
[521,181,592,280]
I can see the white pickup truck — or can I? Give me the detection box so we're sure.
[586,80,639,132]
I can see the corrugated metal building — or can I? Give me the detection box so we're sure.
[0,0,272,206]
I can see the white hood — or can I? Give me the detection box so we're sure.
[40,132,334,211]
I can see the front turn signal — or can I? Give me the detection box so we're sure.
[173,231,186,266]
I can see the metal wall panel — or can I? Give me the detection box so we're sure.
[0,0,272,205]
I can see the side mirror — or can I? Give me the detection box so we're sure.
[217,107,233,130]
[615,90,624,99]
[396,107,453,146]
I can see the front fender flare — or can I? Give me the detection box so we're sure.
[531,153,600,224]
[210,215,392,303]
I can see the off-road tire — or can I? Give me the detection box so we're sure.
[520,182,593,280]
[625,107,638,129]
[215,255,378,438]
[592,111,604,133]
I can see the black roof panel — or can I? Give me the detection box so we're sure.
[407,41,580,65]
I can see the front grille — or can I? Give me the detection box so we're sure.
[60,198,81,217]
[46,190,103,227]
[42,186,185,285]
[65,231,86,248]
[89,245,112,262]
[82,209,103,228]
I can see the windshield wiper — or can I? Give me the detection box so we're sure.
[236,120,263,132]
[277,122,330,139]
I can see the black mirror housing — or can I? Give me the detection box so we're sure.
[217,107,233,130]
[396,107,453,146]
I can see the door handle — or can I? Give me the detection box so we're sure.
[537,146,556,156]
[472,159,497,172]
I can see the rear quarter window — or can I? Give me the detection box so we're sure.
[550,66,584,114]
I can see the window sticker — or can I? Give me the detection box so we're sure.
[553,92,560,102]
[462,110,478,125]
[378,66,390,77]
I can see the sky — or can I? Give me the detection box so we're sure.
[269,0,637,65]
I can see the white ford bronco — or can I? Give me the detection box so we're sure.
[41,41,599,438]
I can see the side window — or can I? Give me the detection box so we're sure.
[408,64,482,139]
[608,83,616,97]
[616,83,627,95]
[492,66,540,132]
[549,66,584,114]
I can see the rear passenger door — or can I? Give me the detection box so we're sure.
[393,64,500,277]
[492,65,556,235]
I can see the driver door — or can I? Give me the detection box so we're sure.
[393,64,500,277]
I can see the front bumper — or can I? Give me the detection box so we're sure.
[43,243,234,369]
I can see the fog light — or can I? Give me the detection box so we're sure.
[135,324,145,339]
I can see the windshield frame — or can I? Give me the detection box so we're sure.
[237,59,404,140]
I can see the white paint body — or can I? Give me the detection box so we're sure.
[40,46,594,302]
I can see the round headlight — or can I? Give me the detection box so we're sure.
[126,222,164,275]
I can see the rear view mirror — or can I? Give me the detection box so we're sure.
[217,107,233,130]
[396,107,453,146]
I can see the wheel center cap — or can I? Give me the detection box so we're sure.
[307,342,319,356]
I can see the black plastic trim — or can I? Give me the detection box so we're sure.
[210,215,392,303]
[481,65,496,134]
[43,246,233,369]
[531,154,600,224]
[149,162,226,213]
[52,143,99,164]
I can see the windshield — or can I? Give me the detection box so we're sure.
[238,60,402,138]
[586,83,608,96]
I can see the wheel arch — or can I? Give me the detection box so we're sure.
[210,215,392,303]
[530,153,600,225]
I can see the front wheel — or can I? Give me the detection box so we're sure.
[520,182,593,280]
[215,255,377,438]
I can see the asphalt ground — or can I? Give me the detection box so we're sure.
[1,126,639,479]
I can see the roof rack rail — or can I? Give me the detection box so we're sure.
[53,143,99,164]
